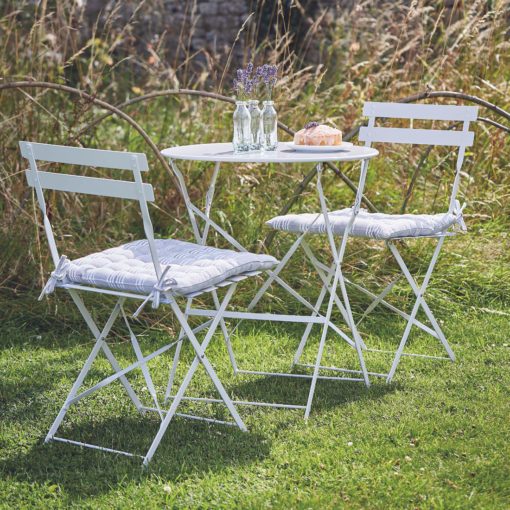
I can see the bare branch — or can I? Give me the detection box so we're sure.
[265,90,510,246]
[0,81,181,193]
[400,90,510,123]
[2,81,508,251]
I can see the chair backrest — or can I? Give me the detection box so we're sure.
[359,102,478,213]
[20,141,162,278]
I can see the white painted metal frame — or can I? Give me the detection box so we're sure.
[162,146,379,420]
[20,141,256,465]
[292,102,478,382]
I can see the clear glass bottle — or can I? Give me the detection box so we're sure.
[261,100,278,151]
[248,99,262,151]
[232,101,252,153]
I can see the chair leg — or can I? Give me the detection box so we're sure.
[293,244,357,364]
[143,285,246,466]
[45,299,125,443]
[163,289,239,404]
[164,298,192,404]
[212,289,238,374]
[356,276,401,325]
[345,277,439,339]
[336,270,370,389]
[164,338,183,405]
[304,259,370,418]
[121,308,163,420]
[386,238,448,382]
[68,290,144,412]
[169,289,246,430]
[388,242,455,361]
[301,240,365,349]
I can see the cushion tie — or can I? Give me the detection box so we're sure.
[453,200,467,232]
[38,255,70,300]
[133,266,173,318]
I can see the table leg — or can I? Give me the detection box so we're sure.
[308,162,371,391]
[163,156,372,420]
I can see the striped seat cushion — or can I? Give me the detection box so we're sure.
[266,208,463,240]
[62,239,277,296]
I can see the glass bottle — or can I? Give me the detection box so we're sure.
[261,100,278,151]
[232,101,252,153]
[248,99,262,151]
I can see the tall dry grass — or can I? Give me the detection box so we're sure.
[1,0,509,326]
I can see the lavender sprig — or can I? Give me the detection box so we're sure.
[255,64,278,100]
[233,62,278,101]
[233,62,259,101]
[304,121,320,129]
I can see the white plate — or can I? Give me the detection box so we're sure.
[285,141,354,152]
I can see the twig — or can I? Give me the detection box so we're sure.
[71,90,365,222]
[401,90,510,123]
[478,116,510,134]
[2,82,509,251]
[265,90,510,246]
[0,80,181,192]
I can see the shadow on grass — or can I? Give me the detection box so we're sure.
[0,369,396,502]
[223,321,399,417]
[231,373,396,413]
[0,317,398,502]
[0,412,270,499]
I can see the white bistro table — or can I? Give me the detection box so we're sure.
[161,142,379,417]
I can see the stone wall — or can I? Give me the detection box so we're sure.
[84,0,252,69]
[82,0,465,75]
[83,0,338,69]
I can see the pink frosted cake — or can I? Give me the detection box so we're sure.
[294,122,342,146]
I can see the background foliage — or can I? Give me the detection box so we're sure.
[1,0,509,307]
[1,1,509,508]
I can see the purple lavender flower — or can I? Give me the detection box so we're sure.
[245,79,253,95]
[255,64,278,100]
[233,62,278,100]
[263,65,271,84]
[304,121,320,129]
[233,62,259,100]
[263,64,278,85]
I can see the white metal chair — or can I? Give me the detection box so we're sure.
[266,102,478,383]
[21,141,278,465]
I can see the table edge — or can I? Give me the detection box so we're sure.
[160,145,379,163]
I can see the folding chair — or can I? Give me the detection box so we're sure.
[21,141,277,465]
[266,102,478,383]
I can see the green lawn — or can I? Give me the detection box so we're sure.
[1,238,510,509]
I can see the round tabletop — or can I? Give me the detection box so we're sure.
[161,142,378,164]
